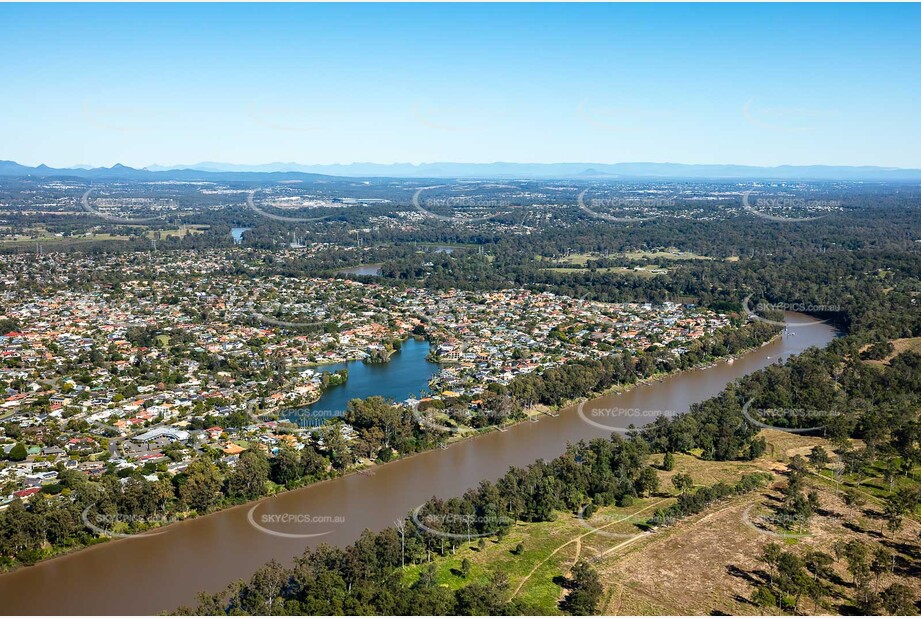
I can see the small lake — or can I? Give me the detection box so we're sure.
[286,338,438,425]
[231,227,251,244]
[336,264,383,276]
[0,313,836,615]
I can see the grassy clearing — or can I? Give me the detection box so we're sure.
[761,428,920,512]
[861,337,921,367]
[594,433,921,616]
[622,249,713,261]
[398,430,920,616]
[401,516,578,613]
[0,224,208,247]
[556,253,594,266]
[145,224,209,239]
[597,477,921,615]
[400,496,682,613]
[0,231,131,246]
[400,453,766,614]
[542,266,666,278]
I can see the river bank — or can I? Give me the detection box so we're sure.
[0,328,776,575]
[431,328,786,444]
[0,313,835,615]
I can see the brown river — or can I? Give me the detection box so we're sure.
[0,312,836,615]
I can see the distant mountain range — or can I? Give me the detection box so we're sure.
[2,159,921,181]
[144,161,921,180]
[0,160,330,182]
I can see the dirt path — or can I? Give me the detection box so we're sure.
[596,494,765,616]
[511,498,668,599]
[610,582,625,615]
[556,538,584,603]
[594,528,651,560]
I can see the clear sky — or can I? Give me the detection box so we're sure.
[1,3,919,169]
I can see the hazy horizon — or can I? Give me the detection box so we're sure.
[1,3,919,170]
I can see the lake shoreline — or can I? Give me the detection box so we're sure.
[0,327,781,577]
[0,313,835,614]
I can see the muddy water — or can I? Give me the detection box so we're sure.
[0,313,835,615]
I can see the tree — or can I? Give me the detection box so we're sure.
[806,577,827,614]
[317,424,354,470]
[856,586,882,615]
[752,586,776,610]
[226,449,270,500]
[844,540,872,593]
[671,472,693,494]
[7,443,27,461]
[454,571,509,615]
[460,557,471,578]
[842,449,870,488]
[843,487,866,512]
[299,445,327,479]
[870,546,892,590]
[881,583,917,615]
[225,409,251,429]
[179,457,222,512]
[759,542,783,587]
[562,561,603,615]
[394,518,406,569]
[662,451,675,471]
[270,446,301,486]
[882,458,899,494]
[238,559,287,614]
[776,551,810,612]
[635,466,660,497]
[803,549,834,583]
[414,563,438,589]
[788,454,809,475]
[882,488,916,537]
[807,445,830,471]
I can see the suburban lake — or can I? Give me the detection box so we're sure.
[230,226,250,245]
[336,263,383,276]
[335,249,457,277]
[287,338,439,425]
[0,313,837,615]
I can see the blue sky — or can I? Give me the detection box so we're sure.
[1,3,919,168]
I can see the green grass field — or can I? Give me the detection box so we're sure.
[399,452,766,613]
